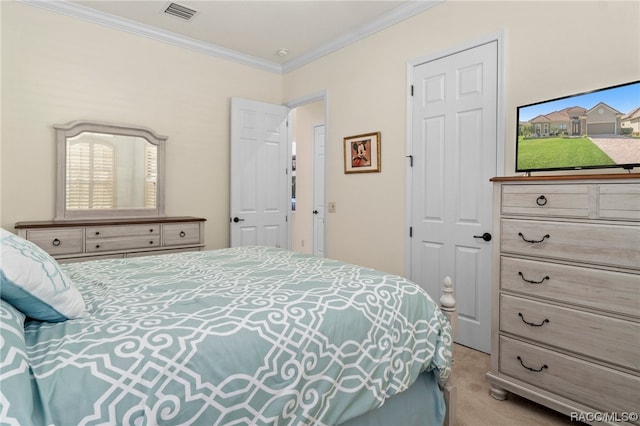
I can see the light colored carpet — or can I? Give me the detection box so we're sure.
[452,343,580,426]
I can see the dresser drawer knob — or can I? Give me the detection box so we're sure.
[536,195,548,206]
[179,231,186,238]
[149,240,154,245]
[95,231,100,235]
[518,232,550,244]
[519,312,549,327]
[52,238,61,247]
[96,244,100,249]
[517,356,548,373]
[149,229,154,233]
[518,272,550,284]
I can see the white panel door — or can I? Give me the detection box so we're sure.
[230,97,289,248]
[312,124,326,257]
[410,41,497,353]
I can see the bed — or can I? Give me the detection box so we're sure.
[0,230,455,426]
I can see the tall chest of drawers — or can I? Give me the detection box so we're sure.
[15,216,206,263]
[486,175,640,425]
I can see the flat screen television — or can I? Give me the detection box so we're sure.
[516,80,640,173]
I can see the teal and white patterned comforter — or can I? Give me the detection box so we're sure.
[1,246,452,425]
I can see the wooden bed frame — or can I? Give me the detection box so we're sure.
[439,276,457,426]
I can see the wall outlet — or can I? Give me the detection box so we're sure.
[328,202,336,213]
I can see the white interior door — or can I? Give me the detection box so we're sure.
[409,41,498,353]
[230,97,290,248]
[312,124,326,257]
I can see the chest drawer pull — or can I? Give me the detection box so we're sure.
[52,238,61,247]
[518,232,550,244]
[517,356,548,373]
[536,195,547,206]
[518,312,549,327]
[518,271,550,284]
[179,231,186,237]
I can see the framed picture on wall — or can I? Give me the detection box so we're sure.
[343,132,381,174]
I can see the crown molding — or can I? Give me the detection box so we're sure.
[21,0,445,75]
[20,0,282,74]
[281,0,445,73]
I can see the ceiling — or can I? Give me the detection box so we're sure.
[31,0,444,73]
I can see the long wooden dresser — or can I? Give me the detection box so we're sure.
[15,216,206,263]
[486,174,639,425]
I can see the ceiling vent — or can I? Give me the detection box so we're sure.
[163,2,198,21]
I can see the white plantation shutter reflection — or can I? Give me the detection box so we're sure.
[91,144,114,209]
[66,141,114,209]
[66,142,90,209]
[144,144,157,208]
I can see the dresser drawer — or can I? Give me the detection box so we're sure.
[162,223,201,246]
[500,256,640,318]
[500,295,640,370]
[599,183,640,221]
[499,336,640,418]
[85,225,160,239]
[501,219,640,269]
[501,184,589,218]
[25,229,83,255]
[86,236,160,253]
[15,217,205,261]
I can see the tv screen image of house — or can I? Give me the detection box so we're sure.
[516,80,640,172]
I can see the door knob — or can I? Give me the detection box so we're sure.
[232,217,245,223]
[473,232,492,242]
[313,210,319,214]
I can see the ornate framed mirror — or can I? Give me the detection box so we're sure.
[55,121,166,220]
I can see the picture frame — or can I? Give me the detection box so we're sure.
[343,132,381,174]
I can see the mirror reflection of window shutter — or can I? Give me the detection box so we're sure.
[144,145,157,208]
[91,143,114,209]
[67,143,91,209]
[66,141,114,209]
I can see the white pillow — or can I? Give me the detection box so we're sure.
[0,228,88,322]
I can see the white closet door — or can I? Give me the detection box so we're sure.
[230,97,289,248]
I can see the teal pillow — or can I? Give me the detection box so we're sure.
[0,228,88,322]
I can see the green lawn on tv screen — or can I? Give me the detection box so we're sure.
[517,137,615,171]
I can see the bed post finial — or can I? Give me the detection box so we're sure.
[439,275,457,426]
[439,276,457,338]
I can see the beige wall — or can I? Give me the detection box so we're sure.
[2,1,639,277]
[283,0,640,274]
[0,2,282,249]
